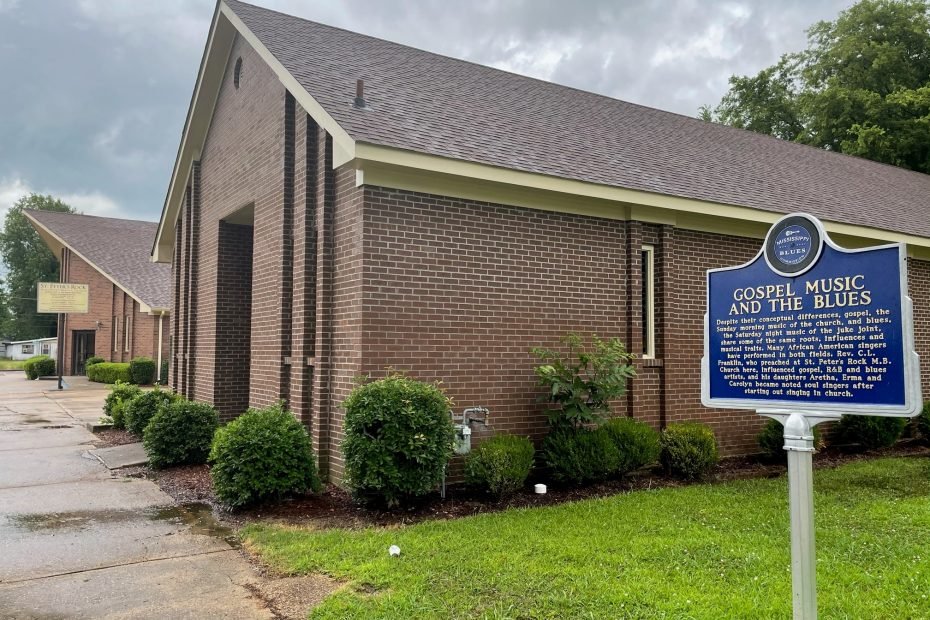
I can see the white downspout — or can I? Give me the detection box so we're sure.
[156,313,164,383]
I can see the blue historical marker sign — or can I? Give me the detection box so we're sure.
[702,213,922,416]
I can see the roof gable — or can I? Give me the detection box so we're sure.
[25,210,171,312]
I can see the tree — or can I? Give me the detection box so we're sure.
[703,0,930,174]
[0,194,74,339]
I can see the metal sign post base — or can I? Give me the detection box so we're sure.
[760,410,841,620]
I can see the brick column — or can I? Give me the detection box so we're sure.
[289,113,320,427]
[626,221,643,417]
[170,215,183,391]
[186,162,202,399]
[311,131,335,477]
[278,92,297,404]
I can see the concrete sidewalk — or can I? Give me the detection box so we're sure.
[0,372,273,619]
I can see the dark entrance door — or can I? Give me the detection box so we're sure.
[72,330,96,376]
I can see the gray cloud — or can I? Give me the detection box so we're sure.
[0,0,854,223]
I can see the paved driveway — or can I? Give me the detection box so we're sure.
[0,372,272,619]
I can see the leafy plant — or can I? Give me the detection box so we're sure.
[85,356,104,367]
[124,386,180,436]
[209,402,322,508]
[464,434,535,499]
[342,374,454,507]
[532,333,636,429]
[87,362,131,384]
[23,354,55,379]
[143,399,218,469]
[603,416,660,476]
[541,427,620,485]
[103,381,142,429]
[836,415,906,450]
[129,356,156,385]
[660,423,719,480]
[757,419,823,461]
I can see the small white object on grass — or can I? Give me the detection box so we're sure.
[389,545,401,557]
[534,483,547,494]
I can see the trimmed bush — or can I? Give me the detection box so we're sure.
[757,419,823,461]
[209,403,322,508]
[103,381,142,429]
[464,435,535,498]
[143,399,218,469]
[836,414,906,450]
[87,362,131,384]
[129,356,156,385]
[603,417,661,476]
[541,427,620,485]
[23,355,55,380]
[342,374,454,507]
[85,356,104,368]
[917,402,930,443]
[660,423,719,480]
[124,387,181,436]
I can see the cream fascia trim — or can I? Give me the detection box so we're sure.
[353,142,930,259]
[152,2,357,263]
[24,212,167,315]
[641,244,656,360]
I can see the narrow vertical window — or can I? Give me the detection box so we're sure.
[641,245,655,358]
[124,315,131,353]
[113,316,119,352]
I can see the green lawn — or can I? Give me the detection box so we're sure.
[243,457,930,619]
[0,359,25,371]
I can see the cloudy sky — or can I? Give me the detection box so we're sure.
[0,0,854,223]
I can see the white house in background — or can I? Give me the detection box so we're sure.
[4,337,57,361]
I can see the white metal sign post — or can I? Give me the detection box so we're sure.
[702,213,922,620]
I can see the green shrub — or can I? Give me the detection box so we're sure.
[87,362,131,384]
[603,417,661,476]
[129,356,156,385]
[124,387,181,436]
[837,415,906,450]
[85,356,105,368]
[209,402,322,508]
[464,435,535,498]
[541,426,621,485]
[917,402,930,443]
[660,423,719,480]
[532,333,636,429]
[103,381,142,429]
[143,399,218,469]
[757,419,823,460]
[23,355,55,379]
[342,374,454,507]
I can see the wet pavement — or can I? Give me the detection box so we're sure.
[0,372,273,619]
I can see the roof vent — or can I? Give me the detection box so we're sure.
[352,79,369,109]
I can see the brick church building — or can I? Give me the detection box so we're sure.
[27,211,171,378]
[153,0,930,480]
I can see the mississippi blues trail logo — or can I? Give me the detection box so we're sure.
[774,225,813,266]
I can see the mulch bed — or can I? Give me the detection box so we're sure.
[121,440,929,530]
[92,428,138,448]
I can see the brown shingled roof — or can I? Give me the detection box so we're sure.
[226,0,930,239]
[26,210,171,311]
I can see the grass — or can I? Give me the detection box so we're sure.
[243,457,930,619]
[0,359,25,370]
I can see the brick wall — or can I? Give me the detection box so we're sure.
[909,258,930,399]
[59,250,166,375]
[357,187,635,456]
